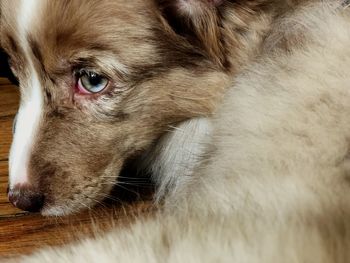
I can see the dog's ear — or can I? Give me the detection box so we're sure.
[157,0,226,67]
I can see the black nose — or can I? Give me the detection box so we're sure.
[8,186,44,212]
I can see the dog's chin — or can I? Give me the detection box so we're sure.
[40,199,99,217]
[41,206,76,217]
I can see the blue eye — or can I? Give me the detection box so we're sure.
[77,71,109,94]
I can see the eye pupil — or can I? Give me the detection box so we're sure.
[89,73,102,86]
[77,70,109,94]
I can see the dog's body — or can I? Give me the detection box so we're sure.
[1,0,350,262]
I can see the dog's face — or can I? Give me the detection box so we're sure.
[1,0,271,215]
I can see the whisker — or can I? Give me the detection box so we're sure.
[125,184,152,187]
[80,201,92,211]
[100,181,153,188]
[101,175,150,180]
[95,193,124,205]
[82,194,107,209]
[114,183,141,197]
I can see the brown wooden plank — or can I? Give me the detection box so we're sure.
[0,79,15,219]
[0,78,19,118]
[0,78,10,85]
[0,117,13,161]
[0,160,8,179]
[0,202,152,257]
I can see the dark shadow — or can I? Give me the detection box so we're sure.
[104,156,155,205]
[0,49,19,86]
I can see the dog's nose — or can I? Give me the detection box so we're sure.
[8,186,44,212]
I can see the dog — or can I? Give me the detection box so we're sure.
[1,0,278,215]
[1,0,350,262]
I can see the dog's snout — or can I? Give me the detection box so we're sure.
[8,186,44,212]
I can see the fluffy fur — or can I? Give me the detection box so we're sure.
[7,1,350,262]
[1,0,277,215]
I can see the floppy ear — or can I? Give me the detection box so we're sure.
[157,0,226,67]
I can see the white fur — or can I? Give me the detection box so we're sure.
[142,118,212,201]
[177,0,197,15]
[9,0,44,188]
[17,0,37,35]
[14,2,350,262]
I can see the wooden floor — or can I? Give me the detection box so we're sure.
[0,78,152,258]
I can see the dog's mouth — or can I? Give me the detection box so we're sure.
[7,170,119,216]
[7,129,125,216]
[40,165,154,216]
[7,134,153,216]
[7,181,120,217]
[41,205,75,217]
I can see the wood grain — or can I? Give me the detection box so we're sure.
[0,78,153,258]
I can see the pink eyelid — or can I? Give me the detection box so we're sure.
[75,78,92,95]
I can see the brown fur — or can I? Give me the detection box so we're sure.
[2,1,350,262]
[0,0,293,215]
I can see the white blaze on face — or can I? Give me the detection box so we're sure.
[9,0,44,188]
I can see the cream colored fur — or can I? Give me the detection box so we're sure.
[141,117,212,202]
[16,2,350,262]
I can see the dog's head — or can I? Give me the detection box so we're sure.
[1,0,271,216]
